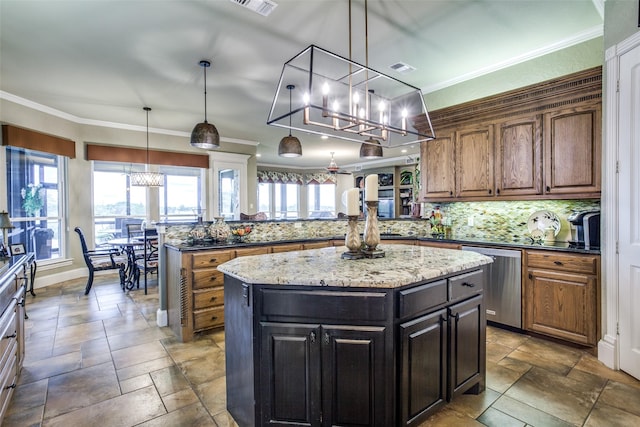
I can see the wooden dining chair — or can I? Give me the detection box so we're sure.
[134,228,158,294]
[74,227,126,295]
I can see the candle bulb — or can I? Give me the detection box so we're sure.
[322,82,329,117]
[345,188,359,216]
[401,108,408,133]
[303,92,310,124]
[365,174,378,201]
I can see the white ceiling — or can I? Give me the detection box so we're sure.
[0,0,603,171]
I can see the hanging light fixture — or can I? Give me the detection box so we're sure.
[359,137,383,159]
[191,60,220,150]
[130,107,164,187]
[267,0,435,150]
[278,84,302,157]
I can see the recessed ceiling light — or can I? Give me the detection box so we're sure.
[256,153,261,157]
[321,135,329,140]
[401,149,407,153]
[389,61,416,75]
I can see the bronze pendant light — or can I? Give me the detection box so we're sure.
[359,137,383,159]
[278,84,302,157]
[190,60,220,150]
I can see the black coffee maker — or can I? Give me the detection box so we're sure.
[567,210,600,249]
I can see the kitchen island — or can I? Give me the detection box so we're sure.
[218,244,492,427]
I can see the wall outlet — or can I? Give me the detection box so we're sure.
[467,216,474,227]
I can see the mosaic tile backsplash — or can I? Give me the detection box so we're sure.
[163,200,600,246]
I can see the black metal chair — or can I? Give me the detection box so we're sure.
[134,228,158,294]
[74,227,126,295]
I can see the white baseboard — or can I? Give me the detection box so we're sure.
[598,334,619,370]
[33,268,120,289]
[157,309,168,327]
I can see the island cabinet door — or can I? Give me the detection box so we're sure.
[399,308,447,426]
[321,325,388,427]
[448,294,486,401]
[259,322,322,427]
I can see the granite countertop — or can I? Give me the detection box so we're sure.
[217,244,492,288]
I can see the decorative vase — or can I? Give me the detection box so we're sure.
[342,216,364,259]
[210,217,231,242]
[189,217,207,244]
[362,201,384,258]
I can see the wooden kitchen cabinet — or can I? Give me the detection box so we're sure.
[418,240,462,250]
[420,129,456,200]
[494,114,542,196]
[416,67,601,202]
[271,243,303,253]
[456,124,494,198]
[524,250,599,346]
[543,104,601,196]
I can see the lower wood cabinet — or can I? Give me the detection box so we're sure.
[524,250,599,346]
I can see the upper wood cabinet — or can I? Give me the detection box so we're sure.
[416,67,602,202]
[456,125,494,198]
[420,130,455,199]
[495,115,542,197]
[544,104,601,196]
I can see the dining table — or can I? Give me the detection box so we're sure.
[107,237,148,291]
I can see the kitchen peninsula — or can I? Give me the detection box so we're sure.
[218,244,492,426]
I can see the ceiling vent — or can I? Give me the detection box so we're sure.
[229,0,278,16]
[405,156,417,165]
[354,164,363,172]
[389,62,416,75]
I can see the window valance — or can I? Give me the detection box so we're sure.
[86,143,209,168]
[2,125,76,158]
[257,170,336,185]
[257,170,304,185]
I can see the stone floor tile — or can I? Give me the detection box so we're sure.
[43,362,120,419]
[150,365,191,397]
[447,387,501,418]
[491,395,574,427]
[137,401,216,427]
[597,380,640,417]
[486,327,530,349]
[477,407,526,427]
[486,361,527,394]
[505,366,601,425]
[119,373,153,394]
[107,325,173,351]
[194,376,228,416]
[584,401,640,427]
[115,356,176,381]
[161,388,200,413]
[18,351,82,385]
[5,378,48,414]
[418,406,486,426]
[2,404,45,427]
[111,340,169,370]
[178,348,226,386]
[213,410,241,427]
[161,335,221,363]
[53,320,106,349]
[42,385,166,427]
[573,353,640,387]
[486,341,515,363]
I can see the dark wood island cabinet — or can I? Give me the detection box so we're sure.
[218,245,491,427]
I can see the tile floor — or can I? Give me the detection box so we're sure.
[3,274,640,427]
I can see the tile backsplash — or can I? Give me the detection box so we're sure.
[162,199,600,245]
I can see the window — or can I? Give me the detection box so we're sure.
[5,147,66,261]
[307,183,336,218]
[159,166,203,222]
[257,183,300,219]
[92,162,146,244]
[218,169,238,220]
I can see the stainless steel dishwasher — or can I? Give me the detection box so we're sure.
[461,246,522,328]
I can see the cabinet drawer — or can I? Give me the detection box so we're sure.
[260,288,389,322]
[449,269,485,301]
[0,299,17,366]
[191,251,234,269]
[193,306,225,331]
[271,244,302,253]
[193,287,224,310]
[235,247,270,257]
[0,341,17,422]
[527,251,598,275]
[192,268,225,290]
[398,279,447,319]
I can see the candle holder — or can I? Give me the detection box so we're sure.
[341,216,364,260]
[362,201,385,258]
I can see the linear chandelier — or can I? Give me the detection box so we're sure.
[130,107,164,187]
[267,0,435,149]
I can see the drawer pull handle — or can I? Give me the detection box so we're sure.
[324,332,330,345]
[210,277,218,281]
[554,261,563,266]
[209,258,217,263]
[461,282,475,288]
[210,296,217,302]
[310,331,316,343]
[211,316,218,321]
[4,384,16,390]
[4,333,16,339]
[449,312,460,321]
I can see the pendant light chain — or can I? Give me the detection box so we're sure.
[145,107,150,166]
[202,63,208,123]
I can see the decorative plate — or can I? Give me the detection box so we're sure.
[527,210,561,236]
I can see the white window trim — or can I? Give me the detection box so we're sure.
[209,152,250,219]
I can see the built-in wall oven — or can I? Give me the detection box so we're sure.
[461,246,522,328]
